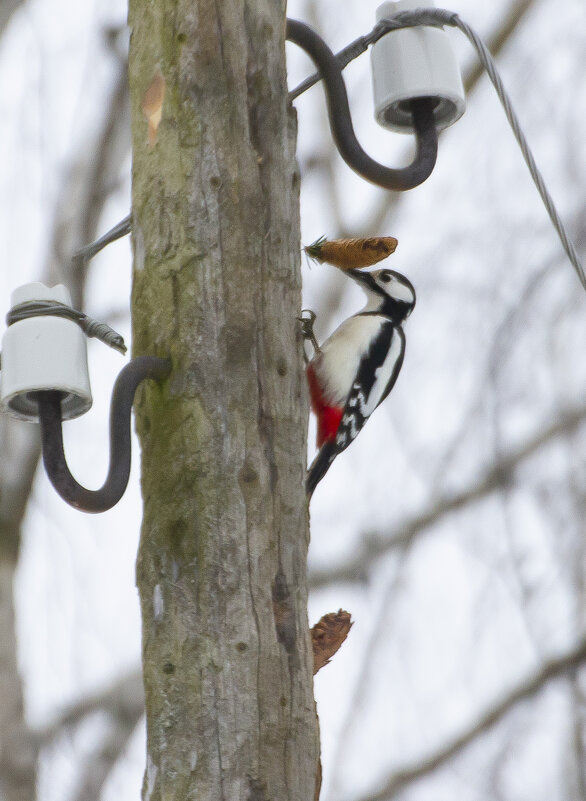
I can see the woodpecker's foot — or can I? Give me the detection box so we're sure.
[298,309,321,356]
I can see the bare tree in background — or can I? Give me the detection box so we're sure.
[0,0,585,799]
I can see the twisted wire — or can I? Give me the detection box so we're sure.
[6,301,127,354]
[288,35,372,101]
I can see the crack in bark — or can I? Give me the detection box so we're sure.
[240,447,264,774]
[272,567,298,664]
[248,775,269,801]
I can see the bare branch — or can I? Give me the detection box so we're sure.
[0,419,40,559]
[70,715,141,801]
[53,63,130,307]
[71,714,142,801]
[0,53,130,801]
[0,563,37,801]
[570,678,586,800]
[355,635,586,801]
[310,405,586,590]
[30,671,143,801]
[323,552,408,801]
[0,0,24,40]
[0,57,130,540]
[34,671,143,747]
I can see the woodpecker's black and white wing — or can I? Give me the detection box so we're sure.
[335,319,404,449]
[306,317,405,497]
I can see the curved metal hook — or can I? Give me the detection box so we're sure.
[36,356,171,513]
[286,18,438,191]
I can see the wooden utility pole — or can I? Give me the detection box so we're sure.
[128,1,319,799]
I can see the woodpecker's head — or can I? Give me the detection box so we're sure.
[350,268,416,322]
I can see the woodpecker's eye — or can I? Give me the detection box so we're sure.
[380,272,392,283]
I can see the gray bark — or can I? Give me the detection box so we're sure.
[128,1,318,799]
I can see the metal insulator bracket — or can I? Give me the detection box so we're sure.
[36,356,171,513]
[286,17,439,190]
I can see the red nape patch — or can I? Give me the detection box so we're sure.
[306,364,344,447]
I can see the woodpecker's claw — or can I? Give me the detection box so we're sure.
[298,309,321,355]
[298,308,316,331]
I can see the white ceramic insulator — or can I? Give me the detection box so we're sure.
[0,283,92,422]
[371,0,465,132]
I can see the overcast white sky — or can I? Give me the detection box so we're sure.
[1,1,585,799]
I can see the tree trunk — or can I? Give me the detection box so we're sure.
[128,1,318,799]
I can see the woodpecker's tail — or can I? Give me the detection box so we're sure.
[306,441,338,499]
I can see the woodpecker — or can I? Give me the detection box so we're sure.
[303,268,415,497]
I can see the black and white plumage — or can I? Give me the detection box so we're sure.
[306,268,415,497]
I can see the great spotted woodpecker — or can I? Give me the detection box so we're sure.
[302,268,415,497]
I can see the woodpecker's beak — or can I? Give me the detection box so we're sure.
[347,269,379,297]
[347,269,371,287]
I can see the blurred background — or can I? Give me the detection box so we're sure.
[0,0,585,799]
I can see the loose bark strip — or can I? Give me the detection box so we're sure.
[312,610,353,674]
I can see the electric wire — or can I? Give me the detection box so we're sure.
[72,214,131,267]
[452,13,585,290]
[290,8,585,290]
[69,10,584,289]
[6,301,127,354]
